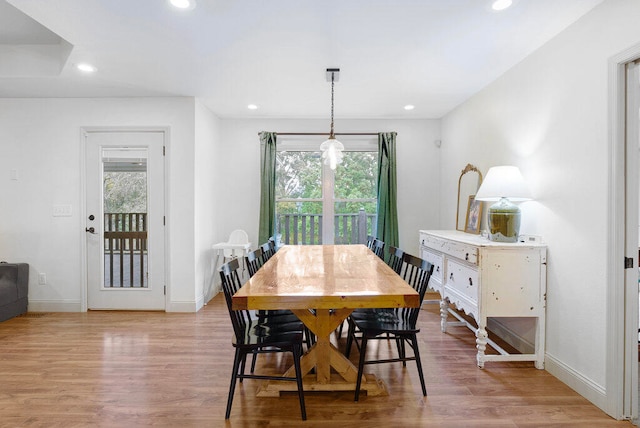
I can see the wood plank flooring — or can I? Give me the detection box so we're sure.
[0,294,632,427]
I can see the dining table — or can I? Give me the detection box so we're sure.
[231,244,420,397]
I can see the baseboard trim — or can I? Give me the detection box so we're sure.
[545,352,608,411]
[166,300,199,313]
[28,299,201,313]
[28,300,82,312]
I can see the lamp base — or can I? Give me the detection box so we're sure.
[487,198,521,243]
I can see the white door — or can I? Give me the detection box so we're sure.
[85,130,166,310]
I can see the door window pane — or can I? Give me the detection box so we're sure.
[103,158,148,288]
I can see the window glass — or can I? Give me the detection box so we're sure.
[275,143,377,245]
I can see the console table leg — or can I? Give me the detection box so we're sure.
[439,299,449,333]
[534,316,545,369]
[476,323,488,368]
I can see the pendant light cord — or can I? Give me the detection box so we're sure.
[329,72,335,139]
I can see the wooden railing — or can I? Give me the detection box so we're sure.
[277,209,376,245]
[104,213,147,288]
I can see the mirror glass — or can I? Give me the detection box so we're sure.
[456,164,483,232]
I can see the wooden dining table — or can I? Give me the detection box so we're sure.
[232,244,420,397]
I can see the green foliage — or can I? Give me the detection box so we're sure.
[104,172,147,213]
[275,150,378,244]
[276,151,322,200]
[335,152,377,201]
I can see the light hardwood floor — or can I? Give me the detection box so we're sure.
[0,294,632,427]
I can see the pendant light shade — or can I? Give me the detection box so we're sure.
[321,68,343,170]
[320,138,344,170]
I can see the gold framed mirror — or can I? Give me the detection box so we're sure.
[456,164,483,233]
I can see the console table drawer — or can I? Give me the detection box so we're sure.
[420,233,478,265]
[421,249,443,283]
[446,259,479,303]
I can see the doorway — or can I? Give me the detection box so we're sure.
[83,130,166,310]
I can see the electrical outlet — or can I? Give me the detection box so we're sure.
[38,273,47,285]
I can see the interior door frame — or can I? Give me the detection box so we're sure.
[79,126,170,312]
[607,44,640,421]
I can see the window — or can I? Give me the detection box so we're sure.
[275,136,377,245]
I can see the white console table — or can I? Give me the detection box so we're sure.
[419,230,547,369]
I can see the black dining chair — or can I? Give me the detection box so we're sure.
[371,238,385,259]
[245,246,304,324]
[245,247,264,277]
[337,242,401,340]
[386,245,405,274]
[220,258,307,420]
[260,239,277,263]
[345,253,434,401]
[243,247,313,371]
[366,235,376,250]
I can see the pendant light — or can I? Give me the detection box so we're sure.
[320,68,344,170]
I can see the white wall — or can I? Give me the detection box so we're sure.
[194,100,220,305]
[215,118,441,257]
[0,97,201,312]
[441,0,640,413]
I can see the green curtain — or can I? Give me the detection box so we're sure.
[376,132,399,248]
[258,132,277,244]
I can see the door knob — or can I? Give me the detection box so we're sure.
[85,227,97,234]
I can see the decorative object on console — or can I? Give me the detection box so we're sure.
[474,165,532,242]
[319,68,344,170]
[456,164,483,232]
[464,195,482,234]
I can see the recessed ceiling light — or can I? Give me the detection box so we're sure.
[492,0,512,11]
[404,105,415,111]
[76,63,97,73]
[247,104,258,110]
[169,0,196,10]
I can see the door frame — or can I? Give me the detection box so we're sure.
[79,126,170,312]
[607,44,640,421]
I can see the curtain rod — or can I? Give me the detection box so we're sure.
[265,132,379,136]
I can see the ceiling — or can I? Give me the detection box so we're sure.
[1,0,603,119]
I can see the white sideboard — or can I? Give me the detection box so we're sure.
[419,230,547,369]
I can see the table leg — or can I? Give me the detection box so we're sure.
[255,308,388,396]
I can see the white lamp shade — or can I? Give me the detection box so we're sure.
[474,166,532,202]
[320,138,344,170]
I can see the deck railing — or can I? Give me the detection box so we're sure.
[277,208,376,245]
[104,213,147,288]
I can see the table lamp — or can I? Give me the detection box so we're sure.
[474,166,532,242]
